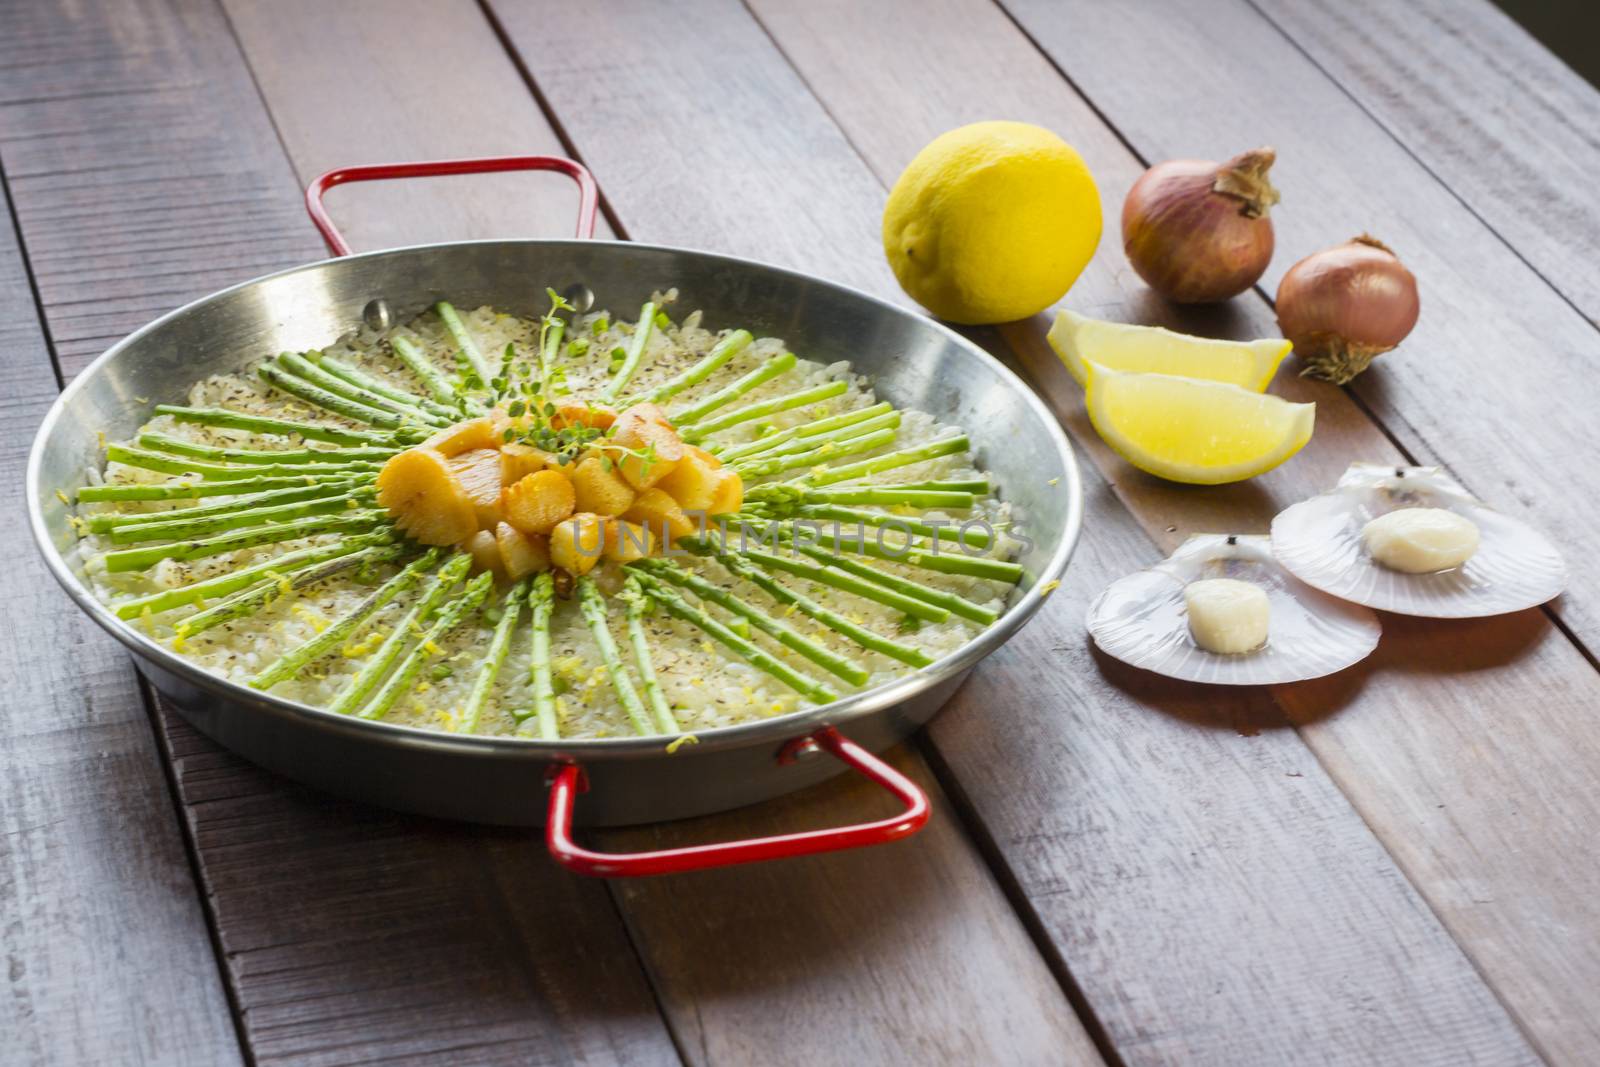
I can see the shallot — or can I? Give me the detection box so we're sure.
[1276,235,1419,383]
[1121,147,1280,304]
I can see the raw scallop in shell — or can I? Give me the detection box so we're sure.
[1087,534,1381,685]
[1271,463,1566,618]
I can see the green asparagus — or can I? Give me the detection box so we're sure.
[601,301,656,402]
[359,571,494,721]
[329,553,471,715]
[249,549,443,689]
[628,329,751,406]
[457,580,528,734]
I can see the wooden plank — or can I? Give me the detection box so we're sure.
[0,162,243,1067]
[742,1,1553,1063]
[468,2,1106,1062]
[1255,0,1600,326]
[489,1,1547,1063]
[1003,0,1600,660]
[220,0,603,249]
[482,0,900,302]
[824,0,1600,1061]
[0,0,323,377]
[1,1,680,1064]
[607,751,1096,1065]
[234,1,1096,1058]
[158,713,677,1067]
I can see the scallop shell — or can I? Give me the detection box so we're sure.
[1086,534,1381,685]
[1271,463,1566,618]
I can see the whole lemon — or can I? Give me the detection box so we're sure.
[883,121,1102,324]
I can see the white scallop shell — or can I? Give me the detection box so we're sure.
[1271,463,1566,618]
[1086,534,1381,685]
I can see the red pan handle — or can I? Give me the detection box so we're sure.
[546,727,931,877]
[304,155,600,256]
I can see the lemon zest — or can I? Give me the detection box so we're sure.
[665,733,699,754]
[291,604,329,633]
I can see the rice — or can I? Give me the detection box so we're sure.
[77,294,1019,741]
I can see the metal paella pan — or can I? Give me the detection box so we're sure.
[25,156,1081,876]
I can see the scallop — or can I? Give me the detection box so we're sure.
[1271,463,1566,618]
[1087,534,1381,685]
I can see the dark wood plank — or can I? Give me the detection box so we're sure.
[745,1,1553,1063]
[0,0,321,377]
[1,1,680,1064]
[159,714,677,1067]
[0,154,243,1067]
[1256,0,1600,326]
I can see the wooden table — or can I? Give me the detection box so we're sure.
[3,0,1596,1063]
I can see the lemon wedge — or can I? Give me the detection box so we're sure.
[1049,309,1290,391]
[1085,363,1314,484]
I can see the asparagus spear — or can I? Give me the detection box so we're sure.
[631,572,836,703]
[732,518,1011,585]
[785,541,999,625]
[389,335,462,406]
[713,401,895,461]
[618,576,681,734]
[153,405,403,446]
[800,486,974,509]
[108,489,373,544]
[274,352,446,426]
[359,571,495,721]
[733,426,898,478]
[525,571,559,740]
[434,301,494,387]
[329,553,471,715]
[679,380,847,442]
[136,431,394,467]
[669,351,796,425]
[634,560,869,685]
[457,580,528,734]
[755,410,903,461]
[693,546,933,667]
[799,527,1025,583]
[600,301,657,402]
[87,479,364,533]
[801,435,969,487]
[576,576,655,736]
[725,545,949,624]
[793,504,992,548]
[257,362,406,429]
[308,351,462,421]
[172,544,402,642]
[891,478,991,494]
[100,509,388,573]
[628,329,751,406]
[112,533,391,620]
[79,472,373,503]
[249,549,443,689]
[106,444,374,481]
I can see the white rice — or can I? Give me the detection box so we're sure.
[78,295,1019,741]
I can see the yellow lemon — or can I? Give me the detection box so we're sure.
[1084,362,1314,485]
[883,121,1101,325]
